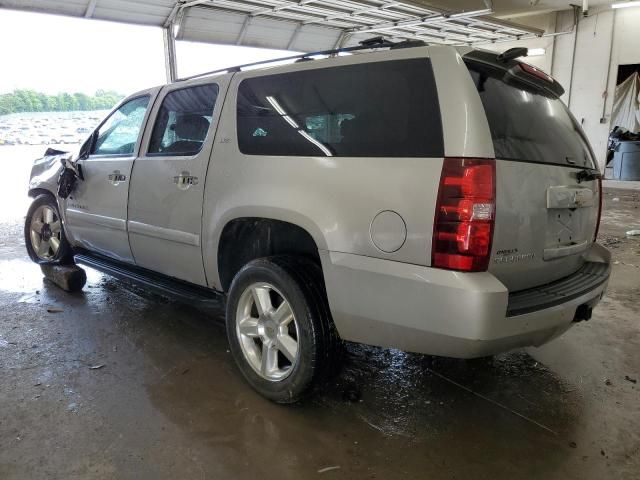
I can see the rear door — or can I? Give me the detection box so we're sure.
[127,77,228,285]
[465,53,601,292]
[65,94,154,262]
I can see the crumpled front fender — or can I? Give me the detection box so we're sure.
[28,149,70,198]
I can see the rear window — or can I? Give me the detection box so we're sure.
[236,59,443,157]
[148,83,218,156]
[466,61,596,168]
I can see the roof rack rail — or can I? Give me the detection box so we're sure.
[175,37,422,83]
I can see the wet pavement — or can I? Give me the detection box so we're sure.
[1,146,639,479]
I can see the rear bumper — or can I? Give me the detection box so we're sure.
[320,243,610,358]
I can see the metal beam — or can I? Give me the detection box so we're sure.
[235,15,252,45]
[302,1,401,25]
[84,0,98,18]
[251,0,316,17]
[352,8,493,34]
[163,1,183,27]
[286,23,303,49]
[163,26,178,83]
[333,31,349,48]
[159,0,546,51]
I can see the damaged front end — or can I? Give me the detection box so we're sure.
[28,148,71,199]
[29,136,92,200]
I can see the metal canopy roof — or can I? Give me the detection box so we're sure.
[0,0,544,51]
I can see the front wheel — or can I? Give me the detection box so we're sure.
[225,256,340,403]
[24,194,73,264]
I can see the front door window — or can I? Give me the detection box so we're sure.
[92,96,150,156]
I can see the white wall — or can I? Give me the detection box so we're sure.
[554,9,615,168]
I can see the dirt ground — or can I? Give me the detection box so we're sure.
[0,145,638,479]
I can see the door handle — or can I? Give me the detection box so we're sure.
[108,170,127,185]
[173,171,198,190]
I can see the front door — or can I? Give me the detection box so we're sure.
[127,79,227,285]
[65,94,155,262]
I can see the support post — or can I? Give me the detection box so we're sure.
[163,26,178,83]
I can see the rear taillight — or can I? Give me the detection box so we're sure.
[594,176,603,241]
[432,158,496,272]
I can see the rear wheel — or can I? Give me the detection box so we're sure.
[225,256,340,403]
[24,194,72,264]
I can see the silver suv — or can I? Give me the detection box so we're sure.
[25,43,611,403]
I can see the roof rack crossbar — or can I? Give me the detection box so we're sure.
[175,37,418,82]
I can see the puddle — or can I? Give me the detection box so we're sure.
[0,259,46,293]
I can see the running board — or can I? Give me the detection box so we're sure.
[74,251,225,312]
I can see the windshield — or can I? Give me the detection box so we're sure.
[466,60,596,169]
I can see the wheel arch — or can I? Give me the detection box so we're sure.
[215,214,326,292]
[28,187,55,199]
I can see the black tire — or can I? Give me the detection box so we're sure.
[225,255,341,403]
[24,194,73,265]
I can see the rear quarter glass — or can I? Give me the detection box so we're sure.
[236,58,444,158]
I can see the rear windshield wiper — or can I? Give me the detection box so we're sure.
[575,169,602,183]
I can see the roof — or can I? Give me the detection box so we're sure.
[0,0,544,51]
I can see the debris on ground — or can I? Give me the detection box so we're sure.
[317,466,340,474]
[88,364,105,370]
[18,293,40,304]
[601,236,622,248]
[569,441,577,448]
[624,375,637,384]
[612,197,620,202]
[605,379,612,386]
[626,230,640,237]
[619,262,639,268]
[46,307,64,313]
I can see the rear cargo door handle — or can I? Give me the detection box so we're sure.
[173,171,198,190]
[108,170,127,185]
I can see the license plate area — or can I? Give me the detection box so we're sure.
[547,185,594,209]
[544,186,594,259]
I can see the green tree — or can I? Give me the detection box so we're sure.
[0,89,124,114]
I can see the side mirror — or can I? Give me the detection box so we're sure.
[78,132,96,160]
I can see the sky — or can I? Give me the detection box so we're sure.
[0,9,289,96]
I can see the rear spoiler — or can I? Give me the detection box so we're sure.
[463,49,565,98]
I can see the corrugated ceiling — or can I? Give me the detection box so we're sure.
[0,0,545,51]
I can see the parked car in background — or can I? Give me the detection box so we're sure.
[24,43,611,403]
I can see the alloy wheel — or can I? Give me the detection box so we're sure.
[235,282,300,381]
[29,205,62,260]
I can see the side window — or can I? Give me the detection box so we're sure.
[92,96,150,156]
[236,59,443,158]
[148,83,219,156]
